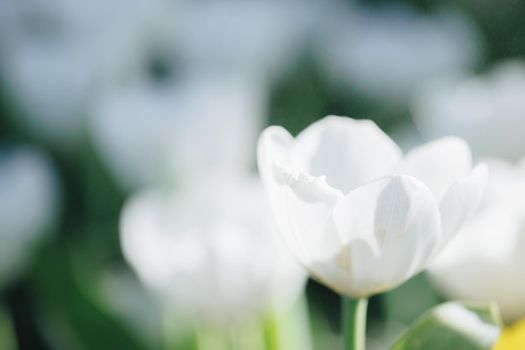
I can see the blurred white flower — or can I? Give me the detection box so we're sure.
[163,0,312,82]
[120,175,306,324]
[413,61,525,160]
[0,0,318,151]
[89,75,267,190]
[0,0,159,145]
[0,147,59,286]
[428,159,525,322]
[258,116,487,298]
[315,6,482,106]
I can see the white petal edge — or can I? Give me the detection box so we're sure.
[274,162,344,267]
[292,116,403,193]
[257,126,307,264]
[257,125,294,185]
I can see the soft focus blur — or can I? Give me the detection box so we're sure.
[1,0,525,349]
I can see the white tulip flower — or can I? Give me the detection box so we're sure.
[258,116,487,298]
[413,61,525,160]
[428,159,525,322]
[120,175,306,324]
[0,147,59,287]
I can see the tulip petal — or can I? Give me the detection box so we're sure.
[274,163,344,265]
[258,126,344,265]
[437,163,488,253]
[257,125,294,183]
[257,126,298,252]
[399,137,472,199]
[292,116,402,193]
[329,175,441,297]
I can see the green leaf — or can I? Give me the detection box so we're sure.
[383,274,441,325]
[391,302,501,350]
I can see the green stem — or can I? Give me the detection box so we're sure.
[263,313,279,350]
[264,295,313,350]
[342,297,368,350]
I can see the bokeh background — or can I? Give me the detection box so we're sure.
[1,0,525,349]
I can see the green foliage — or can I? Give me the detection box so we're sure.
[31,245,146,350]
[383,274,441,325]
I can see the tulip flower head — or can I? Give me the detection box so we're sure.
[258,116,487,298]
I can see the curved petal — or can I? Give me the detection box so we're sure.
[275,163,344,266]
[399,137,472,199]
[292,116,402,193]
[257,125,294,185]
[437,163,488,254]
[257,126,297,254]
[329,175,442,297]
[308,238,378,297]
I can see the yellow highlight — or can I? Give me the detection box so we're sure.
[494,319,525,350]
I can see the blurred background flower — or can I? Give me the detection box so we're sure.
[1,0,525,348]
[315,5,482,109]
[413,61,525,160]
[120,175,309,349]
[0,0,158,147]
[89,75,266,191]
[120,176,306,322]
[163,0,313,83]
[428,159,525,322]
